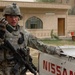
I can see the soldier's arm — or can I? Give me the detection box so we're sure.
[26,33,63,55]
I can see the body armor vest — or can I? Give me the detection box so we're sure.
[0,25,25,74]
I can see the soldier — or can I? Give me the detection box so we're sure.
[0,3,63,75]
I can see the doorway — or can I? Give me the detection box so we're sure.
[58,18,65,36]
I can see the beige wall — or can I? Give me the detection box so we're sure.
[0,1,71,39]
[22,13,57,38]
[13,12,75,38]
[0,8,72,39]
[67,15,75,37]
[56,0,75,6]
[20,8,68,38]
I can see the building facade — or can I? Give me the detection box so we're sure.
[55,0,75,5]
[0,1,72,38]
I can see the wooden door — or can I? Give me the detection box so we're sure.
[58,18,65,36]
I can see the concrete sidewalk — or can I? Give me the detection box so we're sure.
[26,72,38,75]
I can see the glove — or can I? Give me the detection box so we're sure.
[0,17,8,39]
[55,46,64,55]
[46,46,63,55]
[0,17,8,25]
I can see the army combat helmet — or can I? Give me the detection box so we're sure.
[3,3,22,20]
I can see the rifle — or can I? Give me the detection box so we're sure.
[4,39,37,75]
[19,48,37,75]
[0,17,37,75]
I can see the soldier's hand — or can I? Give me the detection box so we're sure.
[46,46,63,55]
[0,17,7,39]
[0,17,8,25]
[0,17,8,30]
[55,46,64,55]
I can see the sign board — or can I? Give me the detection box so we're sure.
[38,46,75,75]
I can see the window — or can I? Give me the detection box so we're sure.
[25,16,43,29]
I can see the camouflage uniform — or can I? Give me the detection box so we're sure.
[0,3,63,75]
